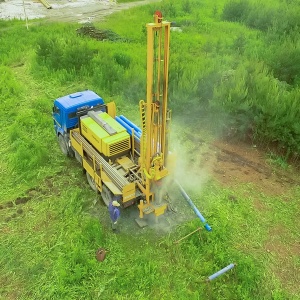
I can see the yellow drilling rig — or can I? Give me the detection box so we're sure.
[52,12,175,224]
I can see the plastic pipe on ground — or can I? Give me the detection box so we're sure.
[175,180,212,231]
[39,0,52,9]
[207,263,235,281]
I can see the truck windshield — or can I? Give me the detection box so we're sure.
[68,112,77,119]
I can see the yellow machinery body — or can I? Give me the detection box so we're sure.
[138,13,171,218]
[80,112,131,158]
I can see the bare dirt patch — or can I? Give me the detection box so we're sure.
[0,170,69,223]
[189,136,299,196]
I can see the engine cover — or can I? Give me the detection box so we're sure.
[80,111,130,157]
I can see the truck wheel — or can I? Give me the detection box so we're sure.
[74,151,82,165]
[86,172,98,193]
[58,134,69,156]
[101,185,113,207]
[58,134,74,157]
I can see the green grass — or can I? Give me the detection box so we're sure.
[117,0,144,3]
[1,174,299,299]
[0,0,300,299]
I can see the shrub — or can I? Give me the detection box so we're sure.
[182,0,192,14]
[222,0,250,22]
[36,36,94,73]
[114,52,131,69]
[268,47,300,85]
[245,4,277,32]
[160,0,177,17]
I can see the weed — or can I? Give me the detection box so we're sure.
[266,152,290,170]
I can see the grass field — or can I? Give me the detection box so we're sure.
[0,0,300,299]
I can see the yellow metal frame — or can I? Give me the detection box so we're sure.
[143,15,170,172]
[106,101,116,118]
[69,15,171,219]
[138,14,171,217]
[70,128,135,203]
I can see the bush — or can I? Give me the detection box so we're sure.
[222,0,300,34]
[245,4,277,32]
[222,0,250,22]
[160,0,178,17]
[114,52,131,69]
[269,47,300,85]
[36,36,94,73]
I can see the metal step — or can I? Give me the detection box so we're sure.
[143,206,155,214]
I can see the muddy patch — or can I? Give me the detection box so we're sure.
[0,171,65,222]
[88,181,197,237]
[0,0,111,20]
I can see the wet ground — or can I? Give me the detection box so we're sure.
[0,0,159,23]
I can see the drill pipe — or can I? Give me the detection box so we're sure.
[175,180,212,231]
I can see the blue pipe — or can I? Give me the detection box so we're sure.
[175,180,212,231]
[208,263,235,281]
[115,116,141,138]
[115,116,131,133]
[119,115,142,134]
[119,115,141,138]
[134,131,141,139]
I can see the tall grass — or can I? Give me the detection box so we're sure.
[17,1,298,163]
[1,176,298,299]
[0,1,299,299]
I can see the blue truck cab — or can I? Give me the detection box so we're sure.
[52,90,105,156]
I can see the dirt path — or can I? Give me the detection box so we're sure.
[178,131,299,197]
[0,0,160,22]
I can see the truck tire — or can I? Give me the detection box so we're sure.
[74,151,83,165]
[101,185,113,207]
[86,172,98,192]
[58,134,74,157]
[58,134,69,156]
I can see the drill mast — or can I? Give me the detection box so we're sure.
[138,12,171,217]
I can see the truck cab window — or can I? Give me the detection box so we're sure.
[68,112,77,119]
[53,106,60,114]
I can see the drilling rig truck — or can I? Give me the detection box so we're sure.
[52,13,174,222]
